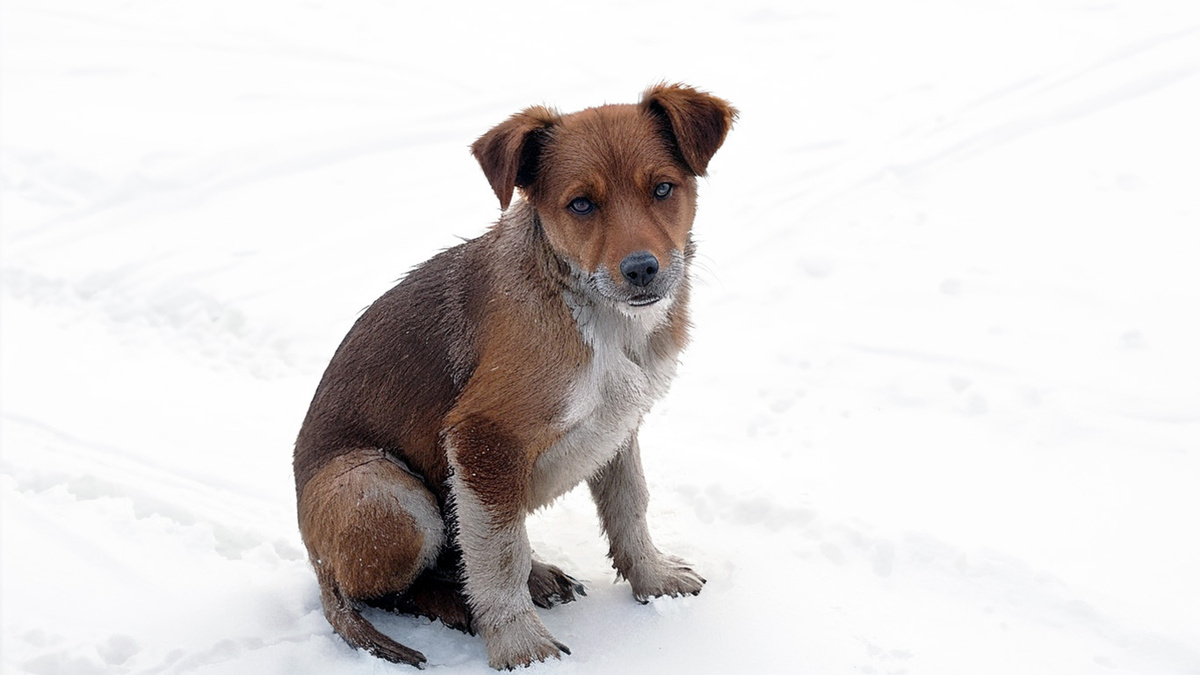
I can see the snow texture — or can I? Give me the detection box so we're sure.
[2,1,1199,673]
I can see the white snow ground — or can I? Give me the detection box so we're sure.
[3,1,1199,673]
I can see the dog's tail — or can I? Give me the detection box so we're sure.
[317,568,427,667]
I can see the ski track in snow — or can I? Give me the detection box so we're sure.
[3,1,1199,673]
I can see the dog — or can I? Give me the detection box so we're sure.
[293,83,735,669]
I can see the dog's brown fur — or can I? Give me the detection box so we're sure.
[294,84,735,669]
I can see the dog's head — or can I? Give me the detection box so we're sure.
[472,84,736,312]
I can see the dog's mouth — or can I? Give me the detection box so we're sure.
[627,294,661,307]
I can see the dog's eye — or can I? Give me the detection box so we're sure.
[654,182,674,200]
[568,197,595,215]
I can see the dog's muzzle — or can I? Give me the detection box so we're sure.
[589,250,684,310]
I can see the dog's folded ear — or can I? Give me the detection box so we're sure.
[641,83,737,177]
[472,106,560,210]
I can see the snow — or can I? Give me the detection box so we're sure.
[3,1,1199,673]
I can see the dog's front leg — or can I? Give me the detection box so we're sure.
[588,434,706,602]
[447,427,569,670]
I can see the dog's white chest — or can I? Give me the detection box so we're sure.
[528,299,677,509]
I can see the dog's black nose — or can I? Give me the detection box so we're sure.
[620,251,659,287]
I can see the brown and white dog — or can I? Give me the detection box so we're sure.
[293,84,735,669]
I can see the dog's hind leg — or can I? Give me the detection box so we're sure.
[298,448,445,666]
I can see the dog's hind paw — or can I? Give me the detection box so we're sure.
[528,559,587,609]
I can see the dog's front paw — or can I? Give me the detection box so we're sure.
[483,610,570,670]
[628,555,706,603]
